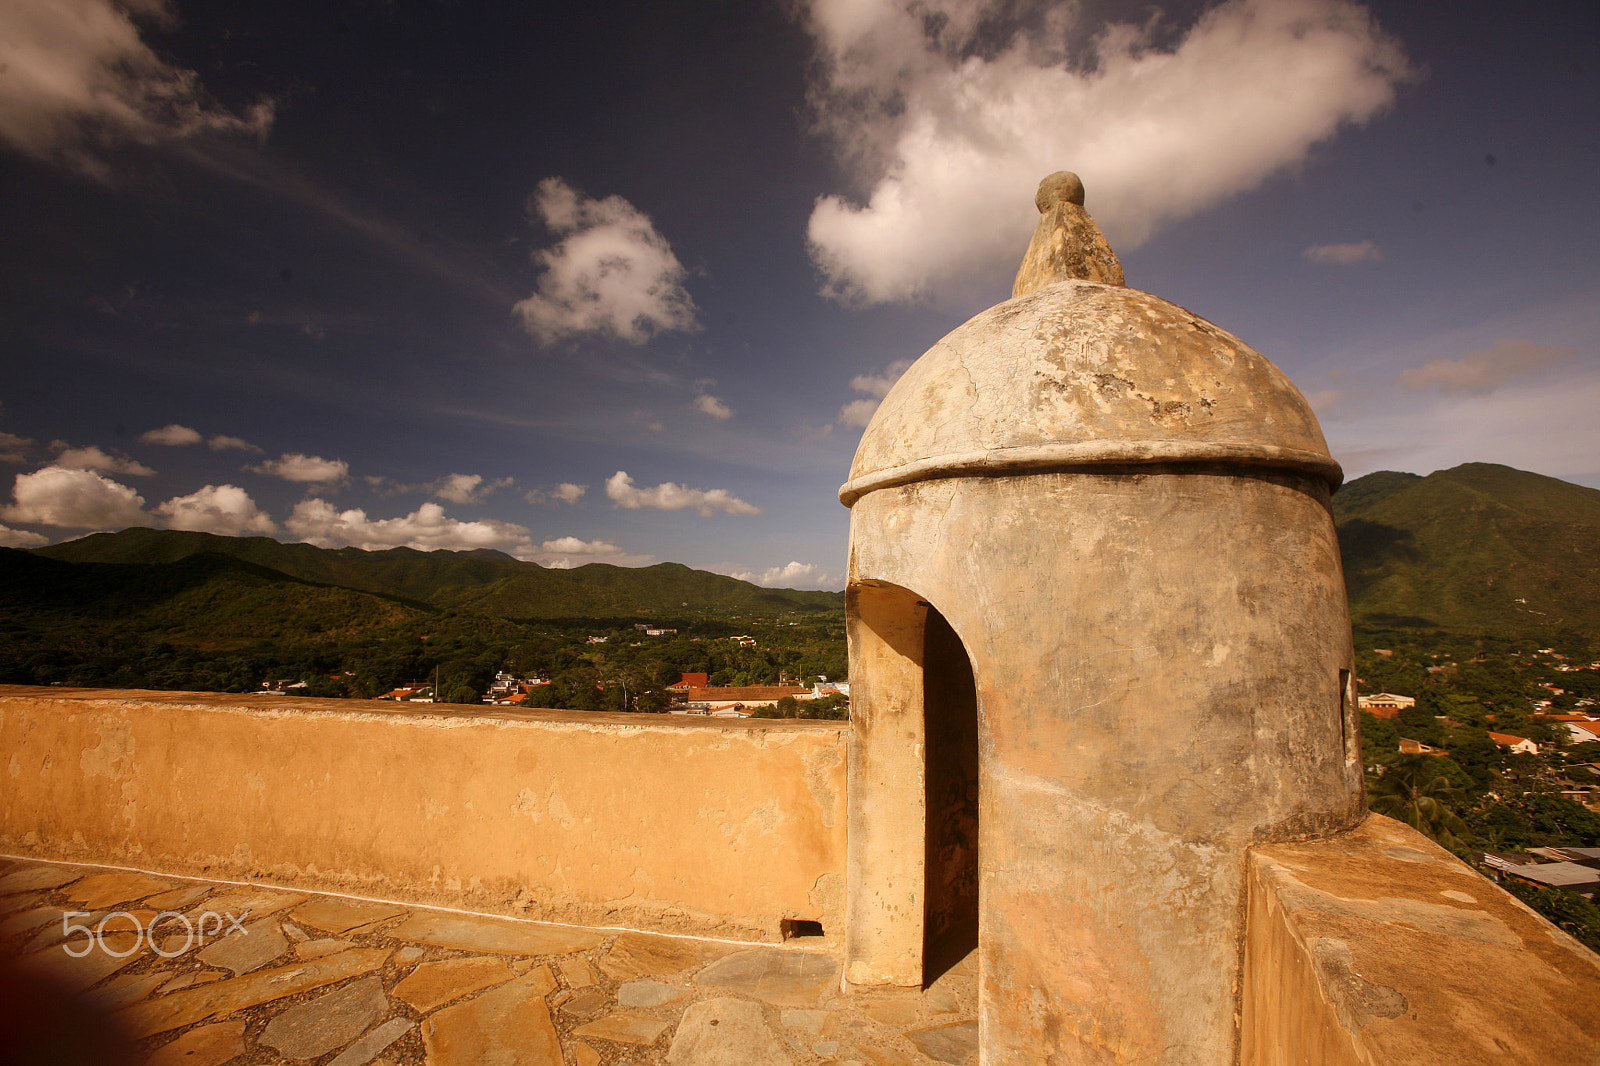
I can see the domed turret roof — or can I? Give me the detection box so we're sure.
[840,173,1341,506]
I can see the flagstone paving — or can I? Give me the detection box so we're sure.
[0,854,978,1065]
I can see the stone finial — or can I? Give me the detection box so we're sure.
[1012,171,1124,297]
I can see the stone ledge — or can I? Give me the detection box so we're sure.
[0,686,847,943]
[1243,814,1600,1066]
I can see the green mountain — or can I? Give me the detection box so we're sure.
[32,527,844,619]
[1334,463,1600,635]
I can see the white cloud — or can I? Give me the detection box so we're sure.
[839,358,914,426]
[207,434,261,453]
[1398,339,1574,396]
[285,499,535,553]
[156,484,276,535]
[434,473,513,505]
[727,561,831,588]
[605,471,761,517]
[2,465,148,529]
[0,522,48,547]
[0,0,273,179]
[52,443,154,476]
[248,452,349,484]
[539,536,621,555]
[837,398,883,428]
[516,536,655,569]
[525,482,587,505]
[800,0,1413,303]
[0,431,33,464]
[694,393,733,420]
[139,423,202,446]
[1303,240,1381,265]
[513,177,699,344]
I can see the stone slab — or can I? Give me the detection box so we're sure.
[146,1019,248,1066]
[560,988,612,1018]
[667,997,795,1065]
[144,886,213,911]
[0,905,64,937]
[0,891,49,917]
[598,931,733,979]
[906,1021,979,1065]
[289,897,407,935]
[260,975,388,1059]
[0,865,82,894]
[62,872,173,909]
[327,1017,414,1066]
[560,956,596,988]
[694,948,840,1007]
[297,937,355,960]
[394,955,518,1013]
[186,888,304,922]
[422,970,562,1065]
[119,948,390,1038]
[618,979,689,1008]
[196,918,288,975]
[89,969,171,1010]
[572,1011,673,1047]
[388,911,601,956]
[27,932,140,990]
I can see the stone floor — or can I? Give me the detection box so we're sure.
[0,855,977,1066]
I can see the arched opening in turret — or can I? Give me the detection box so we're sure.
[922,606,980,985]
[844,580,980,989]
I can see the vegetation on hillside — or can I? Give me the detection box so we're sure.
[1335,463,1600,635]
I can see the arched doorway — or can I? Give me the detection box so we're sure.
[844,581,979,989]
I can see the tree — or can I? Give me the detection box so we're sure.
[1368,755,1470,847]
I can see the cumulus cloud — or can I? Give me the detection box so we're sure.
[2,466,148,528]
[513,177,699,344]
[1398,339,1574,396]
[0,522,48,547]
[0,431,34,464]
[434,473,513,505]
[517,536,654,569]
[539,536,621,555]
[694,393,734,420]
[139,423,202,446]
[52,443,154,476]
[800,0,1414,303]
[525,482,587,505]
[1303,240,1381,265]
[728,561,831,588]
[839,358,913,426]
[285,499,534,553]
[0,0,273,179]
[156,483,276,535]
[248,452,349,484]
[208,434,261,452]
[605,471,761,517]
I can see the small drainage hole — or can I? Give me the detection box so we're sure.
[781,919,825,939]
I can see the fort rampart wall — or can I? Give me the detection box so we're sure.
[0,686,847,944]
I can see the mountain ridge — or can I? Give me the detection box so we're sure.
[31,528,844,619]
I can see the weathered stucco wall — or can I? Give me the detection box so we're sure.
[1243,814,1600,1066]
[0,686,847,943]
[846,468,1362,1065]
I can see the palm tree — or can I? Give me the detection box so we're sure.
[1368,755,1471,847]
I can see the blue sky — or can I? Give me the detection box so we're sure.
[1,0,1595,589]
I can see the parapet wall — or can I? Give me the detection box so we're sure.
[0,686,847,943]
[1243,814,1600,1065]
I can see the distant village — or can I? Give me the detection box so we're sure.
[1359,645,1600,903]
[257,623,848,718]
